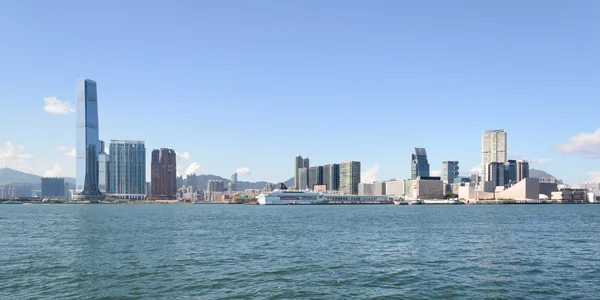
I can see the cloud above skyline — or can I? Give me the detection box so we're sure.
[43,97,75,114]
[430,170,441,177]
[176,152,190,160]
[361,163,379,183]
[587,171,600,183]
[43,162,62,177]
[0,141,34,169]
[185,162,200,175]
[556,128,600,158]
[236,167,251,175]
[507,152,551,164]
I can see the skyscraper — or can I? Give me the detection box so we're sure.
[411,148,430,179]
[41,177,65,198]
[303,157,310,169]
[517,160,529,182]
[442,161,459,184]
[308,166,323,190]
[294,155,310,189]
[187,174,198,192]
[339,161,361,195]
[109,140,146,200]
[486,162,505,187]
[207,180,225,192]
[297,168,309,190]
[482,130,507,169]
[504,160,517,185]
[323,164,340,191]
[75,78,102,197]
[151,148,177,199]
[98,140,110,193]
[230,173,238,191]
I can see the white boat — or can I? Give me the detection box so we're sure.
[407,199,422,205]
[257,186,392,205]
[422,199,462,205]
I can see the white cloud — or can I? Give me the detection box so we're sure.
[177,152,190,160]
[56,146,76,158]
[469,165,482,173]
[430,170,441,177]
[556,128,600,158]
[508,152,551,164]
[236,167,251,175]
[361,163,380,183]
[43,162,62,177]
[185,162,200,175]
[0,141,34,168]
[43,96,75,114]
[66,148,76,158]
[56,146,69,151]
[587,171,600,183]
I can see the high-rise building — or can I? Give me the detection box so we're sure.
[230,173,238,191]
[294,155,307,189]
[504,160,517,185]
[297,168,309,190]
[482,130,507,175]
[303,157,310,169]
[75,78,102,198]
[441,161,459,184]
[186,174,199,192]
[207,180,225,192]
[41,177,65,199]
[98,140,110,193]
[411,148,430,179]
[176,175,184,189]
[517,160,529,182]
[109,140,146,200]
[323,164,340,191]
[340,161,361,195]
[151,148,177,199]
[486,162,505,187]
[309,166,323,190]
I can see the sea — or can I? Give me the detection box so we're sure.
[1,204,599,299]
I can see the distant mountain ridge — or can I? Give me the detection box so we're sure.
[189,174,294,191]
[529,169,556,179]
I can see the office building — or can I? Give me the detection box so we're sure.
[504,160,517,185]
[98,140,110,193]
[411,148,430,179]
[294,155,310,189]
[176,175,184,189]
[41,177,65,199]
[340,161,361,195]
[309,166,323,190]
[411,177,444,200]
[186,174,198,192]
[486,162,505,187]
[385,180,407,197]
[323,163,340,191]
[516,160,529,182]
[297,168,309,190]
[150,148,177,199]
[442,161,459,184]
[75,78,102,198]
[109,140,146,200]
[231,173,238,191]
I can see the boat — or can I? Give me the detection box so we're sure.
[407,199,422,205]
[3,200,22,204]
[422,199,463,205]
[257,183,392,205]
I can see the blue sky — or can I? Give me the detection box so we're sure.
[1,0,599,184]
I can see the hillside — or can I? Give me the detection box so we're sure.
[529,169,556,179]
[0,168,76,187]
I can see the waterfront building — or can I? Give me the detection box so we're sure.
[516,160,529,182]
[309,166,323,190]
[459,178,540,201]
[75,78,102,198]
[339,161,361,195]
[41,177,65,198]
[98,140,110,193]
[486,162,505,187]
[411,148,430,179]
[407,177,444,200]
[571,182,600,193]
[313,185,327,192]
[150,148,177,199]
[358,182,386,196]
[385,180,406,197]
[323,164,340,191]
[294,155,310,189]
[482,129,507,181]
[109,140,146,200]
[442,161,459,184]
[297,168,309,190]
[504,160,517,185]
[231,173,238,191]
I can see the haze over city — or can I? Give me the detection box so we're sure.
[1,1,599,184]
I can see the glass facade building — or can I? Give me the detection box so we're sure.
[339,161,361,195]
[308,166,323,190]
[109,140,146,199]
[323,164,340,191]
[411,148,430,179]
[98,140,110,193]
[75,79,101,196]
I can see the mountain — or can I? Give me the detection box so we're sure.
[529,169,556,179]
[0,168,76,188]
[187,174,293,191]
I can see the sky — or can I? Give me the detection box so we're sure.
[0,0,599,184]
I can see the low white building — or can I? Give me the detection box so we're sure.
[358,182,386,196]
[385,180,406,197]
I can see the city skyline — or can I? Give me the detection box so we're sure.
[1,2,600,184]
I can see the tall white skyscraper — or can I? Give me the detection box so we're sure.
[75,78,102,199]
[482,130,507,166]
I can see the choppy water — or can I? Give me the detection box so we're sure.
[1,204,600,299]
